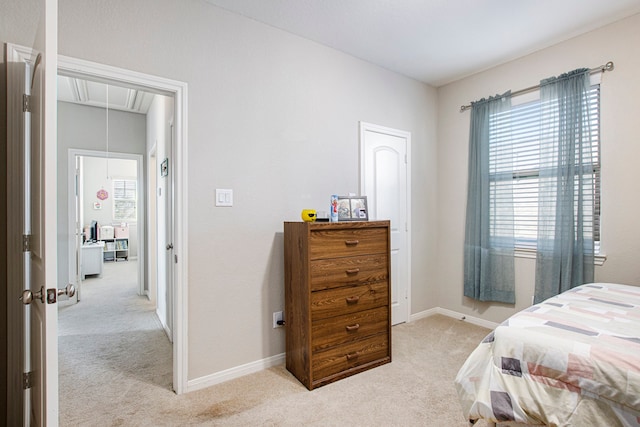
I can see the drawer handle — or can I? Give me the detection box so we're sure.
[345,268,360,275]
[345,240,359,246]
[346,352,359,361]
[345,323,360,332]
[345,296,360,304]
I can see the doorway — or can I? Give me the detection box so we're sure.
[57,54,189,395]
[67,151,144,299]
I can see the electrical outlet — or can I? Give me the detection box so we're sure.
[273,311,284,328]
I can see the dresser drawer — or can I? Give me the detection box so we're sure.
[311,282,388,320]
[309,227,388,260]
[312,334,389,383]
[310,254,388,291]
[312,306,388,353]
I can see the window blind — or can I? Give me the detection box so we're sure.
[488,85,600,250]
[113,179,137,221]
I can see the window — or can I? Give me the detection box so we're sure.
[488,85,600,252]
[113,179,137,222]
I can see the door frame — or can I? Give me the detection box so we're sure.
[359,121,412,324]
[67,150,145,296]
[58,55,189,394]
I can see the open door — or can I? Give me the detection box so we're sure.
[6,0,62,425]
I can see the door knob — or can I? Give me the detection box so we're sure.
[58,284,76,298]
[19,287,44,305]
[20,284,75,305]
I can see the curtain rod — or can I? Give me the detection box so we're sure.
[459,61,614,113]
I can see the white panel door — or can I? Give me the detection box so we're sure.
[7,2,59,425]
[8,32,59,427]
[360,122,410,325]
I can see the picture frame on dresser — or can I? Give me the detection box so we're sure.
[337,196,368,221]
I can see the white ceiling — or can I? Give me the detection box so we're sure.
[57,1,640,109]
[203,0,640,86]
[57,76,155,114]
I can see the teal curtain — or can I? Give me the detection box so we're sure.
[464,92,515,303]
[534,69,595,303]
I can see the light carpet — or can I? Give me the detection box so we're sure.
[59,261,491,426]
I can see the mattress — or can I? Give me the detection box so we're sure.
[455,283,640,426]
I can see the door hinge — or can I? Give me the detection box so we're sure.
[23,94,32,113]
[23,234,32,252]
[23,371,34,390]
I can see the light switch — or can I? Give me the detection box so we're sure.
[215,189,233,207]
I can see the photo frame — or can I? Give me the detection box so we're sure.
[337,196,368,221]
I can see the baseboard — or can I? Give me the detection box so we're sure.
[185,308,496,394]
[409,307,439,322]
[410,307,498,330]
[186,352,285,393]
[155,308,173,343]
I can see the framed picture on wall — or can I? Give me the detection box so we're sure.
[337,196,368,221]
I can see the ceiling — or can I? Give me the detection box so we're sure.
[57,76,155,114]
[203,0,640,86]
[57,0,640,110]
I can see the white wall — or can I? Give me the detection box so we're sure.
[436,13,640,324]
[55,0,437,380]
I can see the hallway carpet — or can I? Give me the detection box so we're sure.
[58,262,491,426]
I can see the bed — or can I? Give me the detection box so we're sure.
[455,283,640,427]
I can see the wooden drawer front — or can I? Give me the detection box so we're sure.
[311,282,388,320]
[311,306,388,353]
[310,254,388,291]
[312,334,389,383]
[309,227,387,260]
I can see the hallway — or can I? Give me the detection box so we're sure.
[58,260,172,424]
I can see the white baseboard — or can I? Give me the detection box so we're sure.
[409,307,439,322]
[186,352,285,393]
[185,308,496,394]
[156,308,173,343]
[410,307,498,330]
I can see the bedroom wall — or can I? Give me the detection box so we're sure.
[436,13,640,324]
[54,0,438,380]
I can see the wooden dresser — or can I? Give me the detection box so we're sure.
[284,220,391,390]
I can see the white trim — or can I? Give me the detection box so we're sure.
[186,353,286,393]
[44,1,60,421]
[58,56,190,395]
[408,307,439,322]
[409,307,499,330]
[359,121,412,326]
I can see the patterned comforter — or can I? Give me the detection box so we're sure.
[455,283,640,426]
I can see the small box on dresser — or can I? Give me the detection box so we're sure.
[284,220,391,390]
